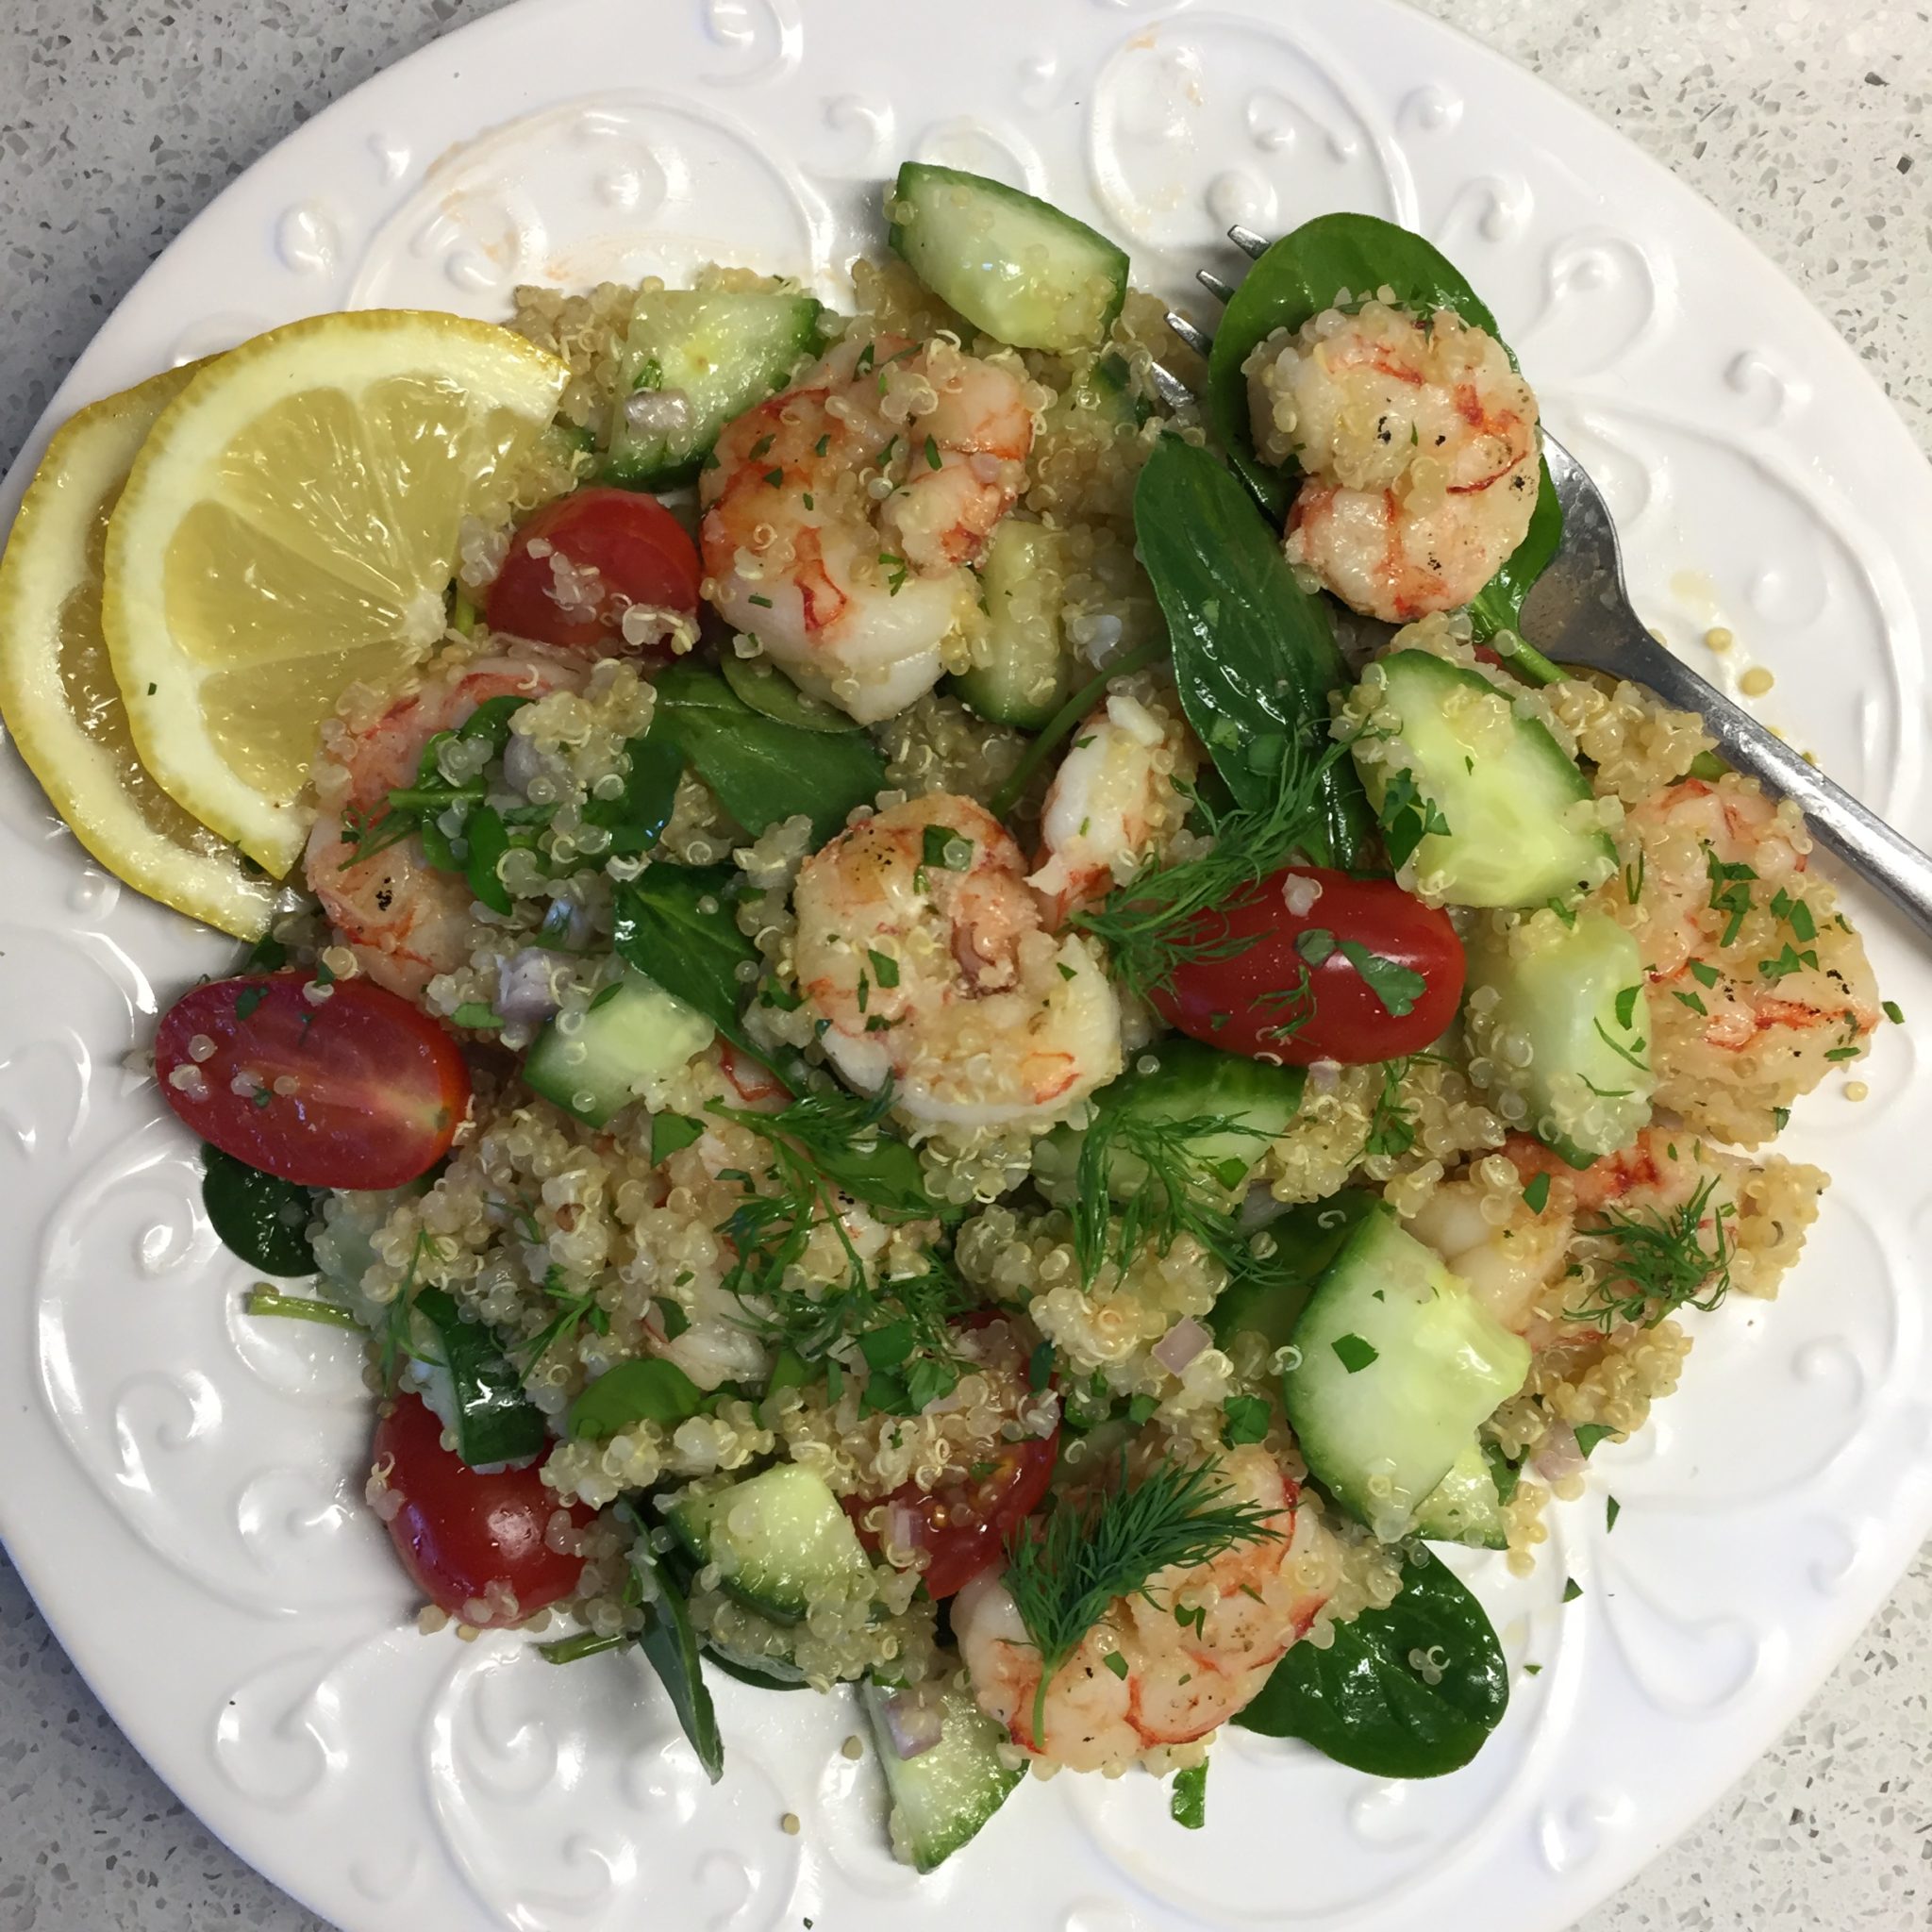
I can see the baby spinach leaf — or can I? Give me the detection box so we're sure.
[584,724,683,857]
[570,1357,706,1441]
[612,863,787,1084]
[1204,212,1559,638]
[413,1285,550,1467]
[1233,1544,1507,1776]
[464,806,514,916]
[201,1144,316,1277]
[618,1503,724,1783]
[654,662,883,843]
[1133,437,1371,864]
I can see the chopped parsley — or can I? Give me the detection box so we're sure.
[1331,1332,1379,1374]
[1523,1172,1552,1215]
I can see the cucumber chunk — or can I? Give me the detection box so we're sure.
[1352,650,1614,908]
[953,521,1075,728]
[889,163,1128,353]
[1211,1191,1377,1355]
[1408,1438,1508,1550]
[1463,908,1655,1166]
[524,970,714,1127]
[666,1464,874,1624]
[1033,1038,1306,1206]
[862,1676,1024,1873]
[1281,1203,1530,1539]
[606,287,824,487]
[1046,351,1150,438]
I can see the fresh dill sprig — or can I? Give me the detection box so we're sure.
[1004,1456,1284,1747]
[1073,737,1353,1002]
[1071,1107,1262,1285]
[711,1083,968,1413]
[376,1229,443,1389]
[519,1262,610,1368]
[1567,1172,1736,1329]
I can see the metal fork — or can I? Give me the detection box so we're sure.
[1159,226,1932,941]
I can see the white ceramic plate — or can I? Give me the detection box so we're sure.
[5,3,1931,1928]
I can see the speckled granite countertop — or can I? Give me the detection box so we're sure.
[1,3,1928,1927]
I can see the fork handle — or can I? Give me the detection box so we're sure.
[1594,626,1932,941]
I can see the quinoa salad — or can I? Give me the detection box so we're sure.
[0,166,1887,1866]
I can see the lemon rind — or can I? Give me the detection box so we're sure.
[0,367,280,940]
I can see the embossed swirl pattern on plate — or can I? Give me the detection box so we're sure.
[2,3,1932,1931]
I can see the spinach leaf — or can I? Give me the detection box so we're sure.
[464,806,513,916]
[1233,1544,1507,1776]
[413,1285,550,1467]
[1133,436,1371,864]
[583,724,682,857]
[618,1503,724,1782]
[569,1357,706,1441]
[611,863,783,1080]
[1204,212,1559,638]
[201,1144,316,1277]
[655,662,883,843]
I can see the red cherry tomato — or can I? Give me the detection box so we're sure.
[371,1392,591,1624]
[842,1315,1059,1598]
[1154,866,1465,1065]
[155,973,469,1189]
[484,488,701,653]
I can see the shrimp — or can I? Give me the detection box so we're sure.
[1026,691,1199,927]
[792,792,1122,1129]
[701,332,1036,724]
[304,647,584,999]
[1244,298,1541,623]
[953,1446,1338,1772]
[1614,774,1879,1142]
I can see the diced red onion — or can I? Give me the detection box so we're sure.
[884,1501,923,1555]
[879,1688,944,1760]
[496,947,562,1025]
[1307,1058,1342,1094]
[1153,1316,1210,1375]
[1533,1421,1586,1482]
[502,731,547,796]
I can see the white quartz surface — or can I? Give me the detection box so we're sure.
[1,2,1928,1927]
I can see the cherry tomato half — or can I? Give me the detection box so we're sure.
[155,973,469,1190]
[1154,866,1465,1065]
[371,1392,591,1624]
[842,1315,1059,1599]
[484,487,702,653]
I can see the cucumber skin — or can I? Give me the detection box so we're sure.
[862,1678,1024,1873]
[889,162,1128,354]
[952,521,1074,729]
[1357,651,1615,908]
[1463,908,1656,1167]
[1211,1191,1377,1356]
[1281,1203,1531,1538]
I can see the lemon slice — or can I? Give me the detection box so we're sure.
[0,364,280,938]
[103,310,570,875]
